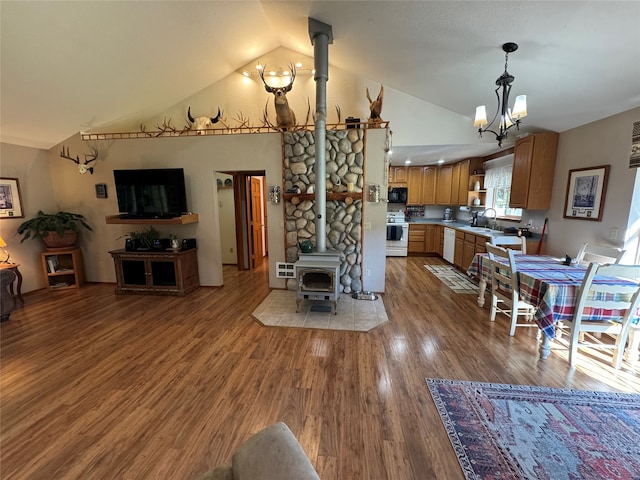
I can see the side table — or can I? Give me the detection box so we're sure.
[0,262,23,303]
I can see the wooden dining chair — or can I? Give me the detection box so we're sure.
[491,235,527,254]
[574,242,625,266]
[566,262,640,369]
[485,243,536,336]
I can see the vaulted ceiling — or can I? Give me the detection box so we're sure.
[2,1,639,164]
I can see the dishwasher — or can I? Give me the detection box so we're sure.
[443,227,456,264]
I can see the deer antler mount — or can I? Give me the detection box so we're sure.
[60,146,99,174]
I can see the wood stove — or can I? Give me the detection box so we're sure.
[295,251,342,314]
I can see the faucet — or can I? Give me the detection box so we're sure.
[482,208,498,230]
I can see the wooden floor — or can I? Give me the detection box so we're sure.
[2,256,638,479]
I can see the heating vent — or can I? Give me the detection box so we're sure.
[276,262,296,278]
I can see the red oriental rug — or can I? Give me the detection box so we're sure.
[426,378,640,480]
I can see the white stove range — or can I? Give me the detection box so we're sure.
[386,211,408,257]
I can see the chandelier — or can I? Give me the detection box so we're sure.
[474,42,527,147]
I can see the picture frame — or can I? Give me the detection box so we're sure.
[0,177,24,219]
[563,165,610,221]
[95,183,108,199]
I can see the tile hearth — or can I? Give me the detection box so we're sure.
[252,290,388,332]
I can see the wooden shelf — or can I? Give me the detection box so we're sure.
[105,213,199,225]
[283,192,363,202]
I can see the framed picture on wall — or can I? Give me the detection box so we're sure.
[563,165,610,221]
[0,177,24,219]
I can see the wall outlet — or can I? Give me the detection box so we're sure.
[230,247,234,253]
[610,227,619,240]
[364,222,372,230]
[365,269,371,276]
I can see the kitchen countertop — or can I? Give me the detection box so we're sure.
[406,218,540,240]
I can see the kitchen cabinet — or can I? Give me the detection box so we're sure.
[407,166,423,205]
[421,166,437,204]
[435,164,453,205]
[510,132,559,209]
[438,225,444,256]
[463,233,477,270]
[451,163,461,205]
[389,166,408,186]
[109,248,199,296]
[408,224,439,253]
[454,231,465,268]
[40,248,84,291]
[408,224,426,252]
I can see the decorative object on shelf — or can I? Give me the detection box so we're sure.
[563,164,610,221]
[473,42,528,147]
[259,63,298,131]
[168,233,180,250]
[60,145,98,174]
[16,211,92,248]
[187,105,221,135]
[216,179,222,187]
[366,84,384,127]
[224,178,233,187]
[268,185,281,204]
[298,240,313,253]
[474,180,481,191]
[0,236,9,263]
[0,177,24,218]
[473,197,481,206]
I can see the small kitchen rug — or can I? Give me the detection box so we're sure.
[424,265,479,294]
[426,378,640,480]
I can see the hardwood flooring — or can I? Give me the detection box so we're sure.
[1,256,638,479]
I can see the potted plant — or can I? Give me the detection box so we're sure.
[16,210,92,249]
[126,226,160,251]
[168,233,180,250]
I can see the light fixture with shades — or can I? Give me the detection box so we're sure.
[474,42,528,147]
[0,236,9,263]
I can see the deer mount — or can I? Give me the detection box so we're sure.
[60,145,99,174]
[259,63,299,131]
[366,85,384,127]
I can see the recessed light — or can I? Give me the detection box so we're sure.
[242,71,250,77]
[295,62,303,69]
[256,64,263,71]
[405,159,412,165]
[438,159,444,164]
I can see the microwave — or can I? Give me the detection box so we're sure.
[388,187,408,203]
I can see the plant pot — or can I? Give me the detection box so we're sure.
[43,231,77,250]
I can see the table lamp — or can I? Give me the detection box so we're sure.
[0,236,9,263]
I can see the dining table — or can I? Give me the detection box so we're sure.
[467,253,640,360]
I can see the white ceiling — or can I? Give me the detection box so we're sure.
[2,1,639,164]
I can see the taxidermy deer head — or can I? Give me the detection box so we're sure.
[60,145,98,174]
[259,63,297,131]
[187,106,221,134]
[366,85,384,125]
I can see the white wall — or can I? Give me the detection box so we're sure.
[546,107,640,262]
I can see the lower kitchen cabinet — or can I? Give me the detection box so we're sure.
[408,224,439,254]
[109,248,199,296]
[454,231,465,268]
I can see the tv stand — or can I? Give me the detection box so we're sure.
[105,213,199,225]
[109,248,199,296]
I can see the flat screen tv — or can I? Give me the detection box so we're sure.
[113,168,188,219]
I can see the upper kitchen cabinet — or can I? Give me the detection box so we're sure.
[389,166,408,186]
[407,166,423,205]
[510,132,559,210]
[435,164,453,205]
[421,166,437,205]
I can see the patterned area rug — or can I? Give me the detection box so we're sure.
[427,378,640,480]
[425,265,479,294]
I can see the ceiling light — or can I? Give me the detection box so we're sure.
[295,62,303,69]
[255,64,263,71]
[242,71,250,77]
[405,159,411,165]
[269,70,276,76]
[474,42,528,147]
[438,159,444,164]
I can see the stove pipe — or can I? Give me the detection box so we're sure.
[308,18,333,253]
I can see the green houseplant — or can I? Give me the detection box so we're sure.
[17,210,92,248]
[126,226,160,250]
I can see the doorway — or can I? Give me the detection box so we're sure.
[217,170,267,271]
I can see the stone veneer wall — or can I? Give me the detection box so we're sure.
[283,128,366,293]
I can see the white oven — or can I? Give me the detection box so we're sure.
[386,211,409,257]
